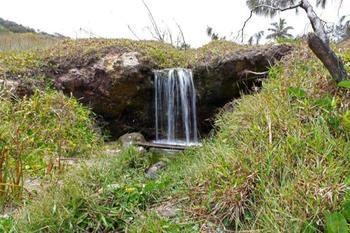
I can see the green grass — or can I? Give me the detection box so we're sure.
[11,147,199,232]
[0,90,102,205]
[4,43,350,232]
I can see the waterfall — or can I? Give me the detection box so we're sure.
[154,68,199,145]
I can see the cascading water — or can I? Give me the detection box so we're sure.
[154,68,199,146]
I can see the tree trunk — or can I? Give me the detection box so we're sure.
[300,0,348,82]
[308,33,347,82]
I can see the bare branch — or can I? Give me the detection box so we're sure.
[142,0,164,42]
[166,26,173,45]
[127,25,141,40]
[239,1,302,42]
[241,70,269,76]
[175,22,187,50]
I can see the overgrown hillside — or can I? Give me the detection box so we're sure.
[0,17,65,51]
[0,17,36,34]
[1,41,348,232]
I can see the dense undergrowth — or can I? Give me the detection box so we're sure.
[1,43,348,232]
[0,90,101,206]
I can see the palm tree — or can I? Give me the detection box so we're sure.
[266,18,294,40]
[206,26,219,40]
[206,26,226,41]
[248,30,265,45]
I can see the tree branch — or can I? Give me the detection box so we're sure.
[142,0,164,42]
[240,2,302,42]
[127,25,141,40]
[300,0,329,44]
[176,22,187,50]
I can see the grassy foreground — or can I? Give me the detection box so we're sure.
[0,42,348,232]
[0,90,102,209]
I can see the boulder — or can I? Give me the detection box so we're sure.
[118,132,146,148]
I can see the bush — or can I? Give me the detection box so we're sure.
[0,90,101,203]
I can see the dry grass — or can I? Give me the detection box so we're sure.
[0,32,60,51]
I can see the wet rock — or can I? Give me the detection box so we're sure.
[193,44,292,133]
[54,49,155,138]
[118,132,146,148]
[145,161,167,179]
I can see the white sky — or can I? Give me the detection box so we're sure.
[0,0,348,47]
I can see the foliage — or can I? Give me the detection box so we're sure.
[14,146,199,232]
[0,17,36,34]
[329,15,350,42]
[246,0,332,17]
[266,18,294,40]
[10,45,350,232]
[248,30,264,45]
[0,91,101,204]
[206,26,226,41]
[325,212,348,233]
[337,80,350,89]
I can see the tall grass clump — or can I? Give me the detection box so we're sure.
[182,46,350,232]
[0,90,101,204]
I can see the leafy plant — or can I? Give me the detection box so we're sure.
[288,86,307,99]
[325,212,348,233]
[337,80,350,89]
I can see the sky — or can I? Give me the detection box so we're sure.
[0,0,349,47]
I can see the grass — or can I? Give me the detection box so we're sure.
[0,90,102,205]
[3,43,349,232]
[0,38,245,81]
[0,32,59,52]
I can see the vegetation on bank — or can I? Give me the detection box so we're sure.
[0,42,347,232]
[0,38,245,80]
[0,90,102,206]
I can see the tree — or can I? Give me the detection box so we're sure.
[206,26,226,41]
[248,30,265,45]
[206,26,219,40]
[133,0,190,50]
[242,0,348,82]
[266,18,294,40]
[330,15,350,42]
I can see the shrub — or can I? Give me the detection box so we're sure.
[0,90,101,203]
